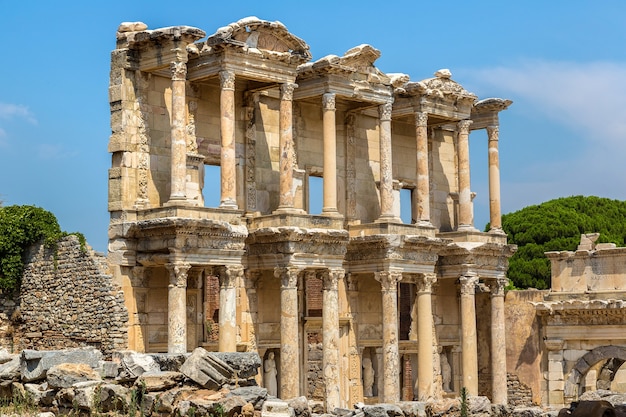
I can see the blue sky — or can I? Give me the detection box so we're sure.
[1,1,625,253]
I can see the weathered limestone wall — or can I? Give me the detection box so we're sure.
[505,289,546,406]
[13,236,128,356]
[430,128,457,231]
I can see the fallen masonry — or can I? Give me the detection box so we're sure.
[0,346,622,417]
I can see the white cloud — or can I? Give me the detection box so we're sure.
[0,102,37,125]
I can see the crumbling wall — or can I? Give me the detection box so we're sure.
[13,235,128,355]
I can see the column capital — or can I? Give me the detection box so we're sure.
[415,111,428,127]
[166,263,191,287]
[219,70,236,91]
[375,271,402,292]
[416,273,437,293]
[217,265,243,289]
[379,101,393,121]
[322,92,336,111]
[170,61,187,81]
[459,274,478,295]
[275,266,300,289]
[488,277,508,297]
[457,119,473,134]
[486,125,500,140]
[280,82,298,101]
[321,269,344,291]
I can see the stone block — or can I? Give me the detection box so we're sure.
[136,371,183,392]
[47,363,102,389]
[20,347,103,382]
[211,352,262,379]
[262,399,295,417]
[116,351,161,378]
[180,347,233,389]
[0,356,20,380]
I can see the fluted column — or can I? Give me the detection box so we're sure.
[415,112,431,225]
[457,120,474,230]
[487,125,503,233]
[275,266,300,398]
[377,101,398,222]
[217,265,242,352]
[417,273,437,401]
[459,274,479,395]
[166,263,190,354]
[489,277,508,404]
[219,70,238,209]
[322,93,339,215]
[276,83,298,212]
[375,271,402,402]
[168,61,188,202]
[322,269,342,411]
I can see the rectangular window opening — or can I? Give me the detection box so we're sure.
[203,164,221,208]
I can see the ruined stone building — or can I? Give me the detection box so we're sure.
[107,17,516,409]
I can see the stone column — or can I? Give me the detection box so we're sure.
[322,269,342,411]
[322,93,339,215]
[375,271,402,402]
[415,112,431,225]
[276,83,298,212]
[417,273,437,401]
[487,125,503,233]
[376,102,398,222]
[489,277,508,405]
[457,120,474,230]
[459,274,479,395]
[166,263,190,354]
[219,70,238,209]
[275,266,300,399]
[217,265,242,352]
[168,61,188,203]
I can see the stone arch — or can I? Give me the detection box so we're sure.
[565,346,626,399]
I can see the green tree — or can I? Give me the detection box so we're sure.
[0,205,83,291]
[493,196,626,289]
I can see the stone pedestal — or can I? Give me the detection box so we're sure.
[322,269,342,411]
[166,263,190,354]
[219,70,238,209]
[375,271,402,402]
[218,265,242,352]
[459,274,478,395]
[276,267,300,399]
[457,120,474,230]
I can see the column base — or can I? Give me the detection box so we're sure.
[321,209,344,218]
[273,206,306,215]
[489,227,506,235]
[457,224,478,232]
[219,199,239,210]
[164,199,194,207]
[375,215,402,224]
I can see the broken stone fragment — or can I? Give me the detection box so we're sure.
[136,370,183,392]
[434,69,452,79]
[262,399,295,417]
[21,347,102,382]
[180,347,233,389]
[118,22,148,33]
[46,363,101,389]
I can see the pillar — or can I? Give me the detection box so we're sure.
[375,271,402,402]
[217,265,242,352]
[168,61,188,202]
[415,112,431,225]
[276,83,298,212]
[417,273,437,400]
[166,263,190,354]
[487,125,503,233]
[322,93,339,215]
[459,274,479,395]
[457,120,474,230]
[376,101,398,222]
[322,269,342,411]
[219,70,238,209]
[275,266,300,398]
[489,277,508,405]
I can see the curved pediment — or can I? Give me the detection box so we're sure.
[407,69,477,103]
[205,16,311,62]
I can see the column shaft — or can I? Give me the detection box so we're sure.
[168,62,188,202]
[322,269,342,411]
[376,271,402,402]
[277,83,297,211]
[457,120,474,229]
[166,263,190,354]
[415,112,431,225]
[322,93,338,214]
[459,274,479,395]
[490,278,508,405]
[487,125,502,232]
[417,274,436,401]
[276,267,300,399]
[218,265,241,352]
[219,70,238,209]
[377,102,397,222]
